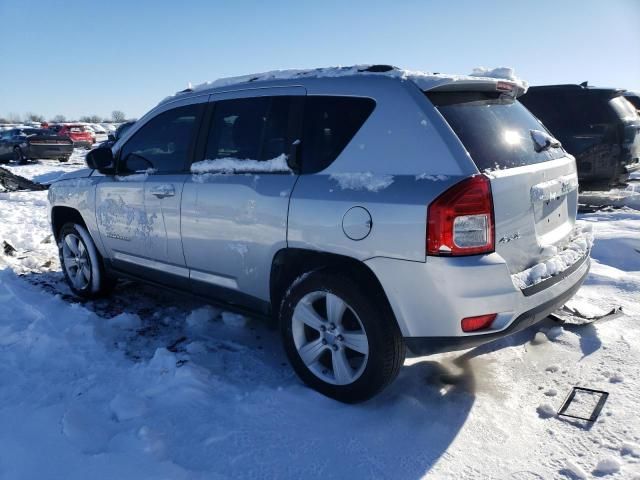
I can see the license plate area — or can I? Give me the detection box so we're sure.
[534,195,569,236]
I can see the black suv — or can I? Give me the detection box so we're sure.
[520,84,640,190]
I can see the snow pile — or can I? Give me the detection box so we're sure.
[593,456,621,475]
[416,173,449,182]
[190,154,291,174]
[621,441,640,458]
[512,223,594,289]
[530,173,578,202]
[536,403,556,419]
[468,67,529,92]
[165,65,528,103]
[329,172,394,192]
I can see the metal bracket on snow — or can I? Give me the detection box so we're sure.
[557,386,609,423]
[549,305,623,326]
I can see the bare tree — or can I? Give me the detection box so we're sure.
[112,110,126,123]
[0,117,9,124]
[25,112,45,123]
[51,114,67,123]
[7,112,22,123]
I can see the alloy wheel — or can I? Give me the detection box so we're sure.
[61,233,91,291]
[292,291,369,385]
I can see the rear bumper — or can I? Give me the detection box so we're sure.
[365,251,591,354]
[404,257,589,355]
[72,140,93,149]
[27,144,73,160]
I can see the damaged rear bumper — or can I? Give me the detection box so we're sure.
[405,255,590,355]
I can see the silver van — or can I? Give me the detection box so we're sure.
[48,65,592,402]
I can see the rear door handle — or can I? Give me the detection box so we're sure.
[149,184,175,198]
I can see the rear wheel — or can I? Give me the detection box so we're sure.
[58,223,116,298]
[280,270,405,403]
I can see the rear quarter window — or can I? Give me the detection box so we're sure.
[301,96,375,173]
[429,91,566,171]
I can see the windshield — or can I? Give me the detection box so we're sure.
[428,91,566,171]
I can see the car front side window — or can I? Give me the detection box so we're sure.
[119,104,201,174]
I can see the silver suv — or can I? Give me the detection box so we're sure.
[48,65,592,403]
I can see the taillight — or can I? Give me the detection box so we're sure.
[461,314,497,332]
[427,175,495,256]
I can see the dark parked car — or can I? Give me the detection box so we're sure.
[520,84,640,190]
[0,128,74,164]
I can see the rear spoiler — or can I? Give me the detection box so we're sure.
[426,79,526,98]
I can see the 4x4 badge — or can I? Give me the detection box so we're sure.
[499,232,521,243]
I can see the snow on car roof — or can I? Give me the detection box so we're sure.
[161,65,528,104]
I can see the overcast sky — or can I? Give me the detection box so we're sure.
[1,0,639,120]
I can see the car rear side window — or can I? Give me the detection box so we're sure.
[429,91,565,171]
[301,96,375,173]
[205,96,296,163]
[119,104,201,173]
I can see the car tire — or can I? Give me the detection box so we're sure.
[58,157,69,163]
[13,147,26,164]
[280,269,405,403]
[58,222,116,298]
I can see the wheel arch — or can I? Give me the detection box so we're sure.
[269,248,399,329]
[51,206,88,242]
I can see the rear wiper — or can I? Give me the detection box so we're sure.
[530,129,561,152]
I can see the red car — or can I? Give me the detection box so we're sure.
[57,124,94,149]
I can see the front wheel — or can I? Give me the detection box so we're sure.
[280,270,405,403]
[58,223,115,298]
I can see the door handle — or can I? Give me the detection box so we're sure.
[149,184,175,198]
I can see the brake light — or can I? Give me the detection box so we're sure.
[496,81,514,92]
[427,175,495,256]
[461,314,497,332]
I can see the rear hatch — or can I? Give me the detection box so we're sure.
[428,89,579,275]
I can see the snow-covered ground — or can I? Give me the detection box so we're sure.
[0,156,639,479]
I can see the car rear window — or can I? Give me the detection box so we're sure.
[428,91,566,171]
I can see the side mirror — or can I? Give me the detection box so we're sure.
[86,146,115,173]
[287,139,301,173]
[108,133,116,142]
